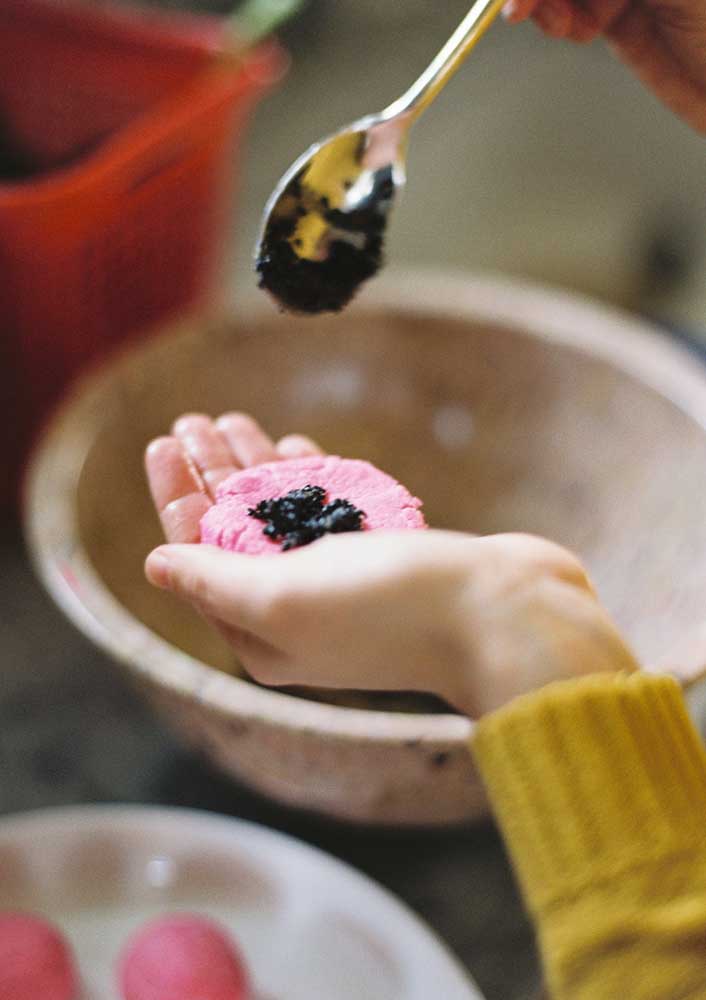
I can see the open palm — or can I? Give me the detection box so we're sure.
[145,412,322,545]
[143,413,635,714]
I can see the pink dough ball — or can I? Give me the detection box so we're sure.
[200,455,427,555]
[119,914,250,1000]
[0,912,78,1000]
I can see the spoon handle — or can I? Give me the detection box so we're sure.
[383,0,508,122]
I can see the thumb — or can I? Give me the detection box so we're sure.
[145,544,268,629]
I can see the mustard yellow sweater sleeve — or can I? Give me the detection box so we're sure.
[472,673,706,1000]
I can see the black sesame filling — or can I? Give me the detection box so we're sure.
[248,485,366,551]
[255,166,394,315]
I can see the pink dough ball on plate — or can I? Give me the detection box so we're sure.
[0,912,78,1000]
[119,914,249,1000]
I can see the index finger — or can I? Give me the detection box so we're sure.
[172,413,241,498]
[145,436,211,543]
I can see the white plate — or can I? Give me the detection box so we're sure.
[0,805,483,1000]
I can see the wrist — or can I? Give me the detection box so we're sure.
[437,537,487,717]
[442,534,636,718]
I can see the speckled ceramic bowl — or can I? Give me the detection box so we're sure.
[24,270,706,826]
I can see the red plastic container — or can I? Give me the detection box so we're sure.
[0,0,286,516]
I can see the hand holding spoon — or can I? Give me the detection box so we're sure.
[255,0,507,315]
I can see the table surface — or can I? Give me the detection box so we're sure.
[0,532,540,1000]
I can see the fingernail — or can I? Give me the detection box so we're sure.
[145,549,170,589]
[502,0,520,22]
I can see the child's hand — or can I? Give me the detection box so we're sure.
[506,0,706,133]
[145,411,322,544]
[145,415,637,717]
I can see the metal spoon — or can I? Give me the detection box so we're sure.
[255,0,507,315]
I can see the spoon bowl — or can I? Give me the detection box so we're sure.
[255,116,406,313]
[255,0,507,313]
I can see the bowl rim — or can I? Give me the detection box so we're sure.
[23,268,706,744]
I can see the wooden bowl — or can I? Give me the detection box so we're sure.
[24,270,706,826]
